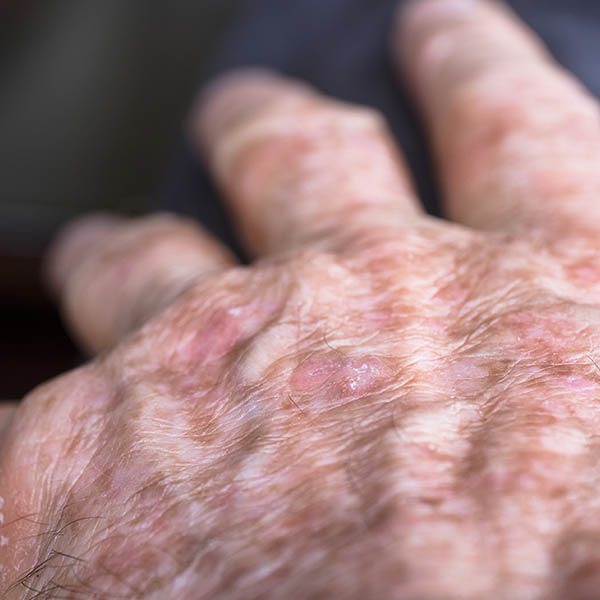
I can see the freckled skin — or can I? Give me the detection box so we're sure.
[7,1,600,598]
[6,222,600,599]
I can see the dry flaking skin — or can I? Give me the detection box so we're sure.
[5,0,600,597]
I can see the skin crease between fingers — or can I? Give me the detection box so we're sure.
[5,1,600,599]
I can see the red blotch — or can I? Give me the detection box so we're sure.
[289,352,391,403]
[184,309,243,363]
[565,261,600,286]
[175,301,279,365]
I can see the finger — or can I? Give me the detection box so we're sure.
[191,69,423,256]
[46,213,236,354]
[0,403,16,439]
[396,0,600,234]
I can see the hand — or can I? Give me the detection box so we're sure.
[3,1,600,597]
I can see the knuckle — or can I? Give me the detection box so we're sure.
[255,95,386,136]
[316,101,387,132]
[280,247,354,282]
[215,97,389,178]
[116,266,278,372]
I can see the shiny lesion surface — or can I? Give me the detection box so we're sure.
[4,228,600,598]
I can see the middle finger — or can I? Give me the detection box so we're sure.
[192,70,425,257]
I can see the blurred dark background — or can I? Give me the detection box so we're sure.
[0,0,237,398]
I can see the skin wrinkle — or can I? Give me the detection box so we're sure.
[8,1,600,597]
[7,270,600,600]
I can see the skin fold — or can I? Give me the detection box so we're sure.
[3,0,600,597]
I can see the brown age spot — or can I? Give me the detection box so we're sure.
[441,358,491,396]
[554,531,600,600]
[535,362,600,425]
[289,352,393,412]
[494,305,590,361]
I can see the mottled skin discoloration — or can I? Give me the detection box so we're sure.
[5,0,600,598]
[6,227,600,599]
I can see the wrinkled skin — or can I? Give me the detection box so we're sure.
[4,1,600,598]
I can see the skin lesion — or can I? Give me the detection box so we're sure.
[470,301,600,363]
[288,351,395,409]
[8,229,600,599]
